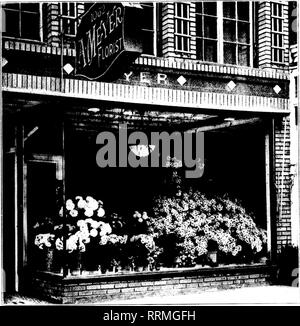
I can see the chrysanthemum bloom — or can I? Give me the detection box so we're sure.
[97,207,105,218]
[66,199,75,211]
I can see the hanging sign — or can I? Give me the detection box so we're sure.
[75,3,143,80]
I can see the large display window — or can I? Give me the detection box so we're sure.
[25,108,270,277]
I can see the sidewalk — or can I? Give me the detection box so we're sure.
[99,286,300,305]
[3,286,300,305]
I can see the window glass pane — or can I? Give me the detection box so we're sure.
[196,38,203,60]
[238,22,249,43]
[195,2,202,14]
[203,2,217,16]
[237,2,249,21]
[62,3,68,15]
[63,19,69,34]
[4,4,20,10]
[223,2,235,18]
[272,33,277,46]
[183,37,189,51]
[182,3,188,18]
[69,3,75,16]
[223,19,236,42]
[176,3,182,17]
[69,20,76,36]
[238,44,249,66]
[196,15,203,37]
[278,4,283,17]
[21,3,39,13]
[274,49,277,62]
[183,21,188,35]
[279,35,283,47]
[22,12,40,40]
[3,9,19,37]
[272,3,277,16]
[224,42,236,64]
[176,19,182,34]
[142,30,154,55]
[272,18,277,31]
[204,39,217,62]
[204,16,217,39]
[278,49,283,62]
[142,5,154,30]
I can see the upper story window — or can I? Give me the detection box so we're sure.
[60,2,77,37]
[194,2,253,67]
[2,3,41,40]
[141,3,161,56]
[174,3,191,53]
[223,2,251,66]
[271,2,285,64]
[195,2,218,62]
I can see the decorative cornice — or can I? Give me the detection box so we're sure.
[2,73,290,114]
[3,39,290,81]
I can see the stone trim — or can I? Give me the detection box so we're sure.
[3,39,289,80]
[2,73,290,114]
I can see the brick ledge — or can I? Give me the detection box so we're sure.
[35,263,276,283]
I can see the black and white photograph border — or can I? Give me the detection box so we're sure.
[0,0,300,307]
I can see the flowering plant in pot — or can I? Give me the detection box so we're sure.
[150,189,267,268]
[128,234,156,271]
[99,233,128,272]
[33,195,110,274]
[54,196,110,274]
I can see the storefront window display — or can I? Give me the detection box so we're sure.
[30,115,269,276]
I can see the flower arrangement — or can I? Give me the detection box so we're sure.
[33,191,268,273]
[34,233,55,250]
[128,234,157,270]
[150,189,267,267]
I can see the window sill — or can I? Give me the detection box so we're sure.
[35,262,276,283]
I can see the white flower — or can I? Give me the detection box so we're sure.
[79,224,89,233]
[99,235,108,245]
[90,220,101,229]
[34,233,54,249]
[66,199,75,211]
[84,208,94,217]
[99,223,112,236]
[90,229,98,237]
[78,242,86,252]
[55,238,64,250]
[77,219,85,227]
[97,207,105,218]
[77,199,86,209]
[66,234,78,252]
[70,209,78,217]
[86,196,99,211]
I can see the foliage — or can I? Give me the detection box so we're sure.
[150,189,267,267]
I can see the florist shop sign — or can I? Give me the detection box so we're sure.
[75,3,143,80]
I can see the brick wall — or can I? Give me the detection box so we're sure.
[45,3,60,47]
[274,117,292,251]
[45,2,85,48]
[161,3,176,58]
[31,266,275,304]
[257,1,290,71]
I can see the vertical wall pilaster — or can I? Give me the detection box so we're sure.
[257,1,289,71]
[274,117,292,252]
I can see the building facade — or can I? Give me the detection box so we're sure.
[1,1,297,303]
